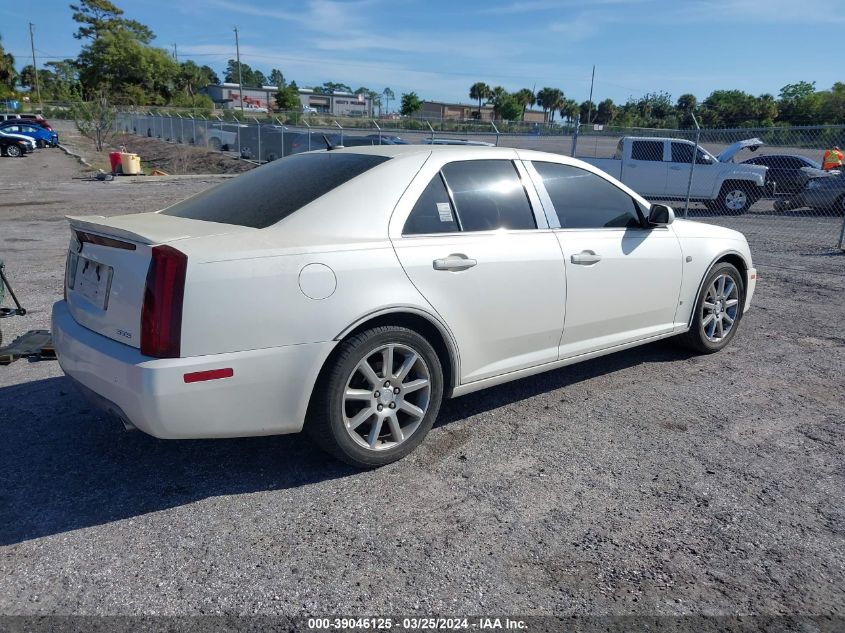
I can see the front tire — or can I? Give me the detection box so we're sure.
[716,182,758,215]
[306,326,444,468]
[679,262,744,354]
[209,137,222,151]
[5,144,22,158]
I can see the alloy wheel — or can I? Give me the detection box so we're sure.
[701,273,740,342]
[724,189,747,211]
[342,343,431,451]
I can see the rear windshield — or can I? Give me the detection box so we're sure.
[160,152,390,229]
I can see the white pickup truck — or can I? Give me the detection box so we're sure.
[580,137,769,214]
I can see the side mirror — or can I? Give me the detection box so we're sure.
[648,204,675,226]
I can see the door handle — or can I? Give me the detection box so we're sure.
[433,253,477,271]
[571,250,602,265]
[670,166,682,171]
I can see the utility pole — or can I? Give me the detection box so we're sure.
[234,27,245,115]
[172,43,178,63]
[28,23,42,113]
[586,64,595,126]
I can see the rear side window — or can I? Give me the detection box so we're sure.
[631,140,664,162]
[671,142,694,164]
[161,152,389,229]
[403,174,459,234]
[532,161,641,229]
[441,160,535,232]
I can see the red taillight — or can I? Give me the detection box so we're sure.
[141,245,187,358]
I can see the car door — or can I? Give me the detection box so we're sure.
[624,139,668,196]
[667,141,719,197]
[528,160,683,359]
[391,158,566,384]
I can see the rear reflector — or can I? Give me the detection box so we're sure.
[141,245,187,358]
[183,368,234,383]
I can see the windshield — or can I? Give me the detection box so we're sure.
[160,151,390,229]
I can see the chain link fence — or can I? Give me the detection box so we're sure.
[114,112,845,263]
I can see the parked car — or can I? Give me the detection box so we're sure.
[0,116,53,131]
[203,123,250,151]
[0,121,58,147]
[0,113,47,124]
[773,170,845,214]
[741,154,826,195]
[580,137,768,214]
[0,130,36,155]
[52,146,756,468]
[0,133,31,157]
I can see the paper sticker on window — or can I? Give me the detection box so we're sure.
[437,202,454,223]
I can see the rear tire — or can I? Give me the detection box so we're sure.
[306,326,444,468]
[679,262,744,354]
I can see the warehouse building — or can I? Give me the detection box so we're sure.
[420,100,548,123]
[202,84,372,116]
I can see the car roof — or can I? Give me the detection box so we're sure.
[322,144,518,159]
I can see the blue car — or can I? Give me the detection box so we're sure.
[0,121,58,148]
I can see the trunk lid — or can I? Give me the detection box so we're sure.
[64,212,250,349]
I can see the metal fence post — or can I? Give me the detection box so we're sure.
[303,119,311,150]
[191,116,196,144]
[491,121,500,147]
[234,114,241,159]
[252,116,261,163]
[334,120,343,145]
[571,122,580,157]
[427,121,435,143]
[169,114,174,142]
[839,215,845,251]
[275,117,285,158]
[683,112,701,219]
[176,113,183,143]
[372,119,381,144]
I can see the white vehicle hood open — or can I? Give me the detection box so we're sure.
[717,138,765,163]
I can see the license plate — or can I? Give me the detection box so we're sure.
[74,255,113,310]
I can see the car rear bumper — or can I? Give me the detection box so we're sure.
[52,300,336,439]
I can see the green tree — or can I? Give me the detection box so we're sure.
[676,93,697,112]
[595,98,616,124]
[223,60,266,86]
[269,68,285,88]
[559,99,579,125]
[400,91,422,116]
[274,82,301,111]
[778,81,821,124]
[536,87,563,122]
[819,82,845,124]
[0,35,18,98]
[381,87,394,114]
[70,89,115,151]
[77,30,178,103]
[71,0,153,43]
[317,81,352,94]
[514,88,535,119]
[702,90,760,127]
[469,82,491,119]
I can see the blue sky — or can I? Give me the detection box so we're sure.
[1,0,840,108]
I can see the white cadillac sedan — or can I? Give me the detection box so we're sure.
[52,146,756,467]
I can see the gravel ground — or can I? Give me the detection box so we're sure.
[0,148,843,621]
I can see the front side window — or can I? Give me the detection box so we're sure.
[532,161,642,229]
[631,140,664,162]
[403,174,459,235]
[440,160,535,231]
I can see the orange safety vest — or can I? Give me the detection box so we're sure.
[822,148,844,170]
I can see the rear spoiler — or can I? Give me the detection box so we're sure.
[66,215,166,245]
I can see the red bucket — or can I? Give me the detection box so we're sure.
[108,151,122,174]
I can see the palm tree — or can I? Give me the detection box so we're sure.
[536,87,563,123]
[381,87,394,114]
[515,88,535,120]
[558,99,579,126]
[469,82,491,119]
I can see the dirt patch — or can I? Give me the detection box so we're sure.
[52,120,253,176]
